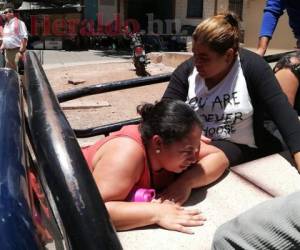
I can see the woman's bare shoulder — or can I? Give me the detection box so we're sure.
[92,137,146,200]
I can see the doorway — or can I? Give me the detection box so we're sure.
[126,0,175,32]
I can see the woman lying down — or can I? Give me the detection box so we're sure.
[82,100,227,234]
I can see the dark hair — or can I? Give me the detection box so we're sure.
[273,52,300,72]
[137,100,203,145]
[192,12,240,54]
[3,3,14,11]
[273,52,300,82]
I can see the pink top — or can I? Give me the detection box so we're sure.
[82,125,152,195]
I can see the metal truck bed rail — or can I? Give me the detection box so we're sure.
[23,51,122,250]
[68,51,296,138]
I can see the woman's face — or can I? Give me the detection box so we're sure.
[192,42,233,80]
[159,125,202,173]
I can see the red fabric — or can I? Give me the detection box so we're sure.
[82,125,151,191]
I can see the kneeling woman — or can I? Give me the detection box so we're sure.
[82,100,207,234]
[163,12,300,171]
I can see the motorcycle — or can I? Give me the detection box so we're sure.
[130,33,149,76]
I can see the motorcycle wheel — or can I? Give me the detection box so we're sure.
[134,60,147,76]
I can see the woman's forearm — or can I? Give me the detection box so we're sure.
[105,200,206,234]
[257,36,270,56]
[158,151,229,205]
[180,151,229,189]
[105,201,158,231]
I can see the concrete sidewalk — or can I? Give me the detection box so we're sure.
[37,49,132,69]
[37,47,292,70]
[118,154,300,250]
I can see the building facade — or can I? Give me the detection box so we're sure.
[0,0,294,51]
[104,0,295,50]
[243,0,294,50]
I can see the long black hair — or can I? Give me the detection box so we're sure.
[273,52,300,71]
[273,52,300,82]
[137,100,203,145]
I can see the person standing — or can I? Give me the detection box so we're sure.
[257,0,300,56]
[0,5,28,71]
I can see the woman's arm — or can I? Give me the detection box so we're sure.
[257,36,270,57]
[159,142,229,205]
[106,200,205,234]
[275,68,299,106]
[162,58,193,101]
[257,0,284,55]
[92,137,205,232]
[92,137,145,201]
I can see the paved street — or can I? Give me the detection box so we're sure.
[36,46,291,69]
[38,49,132,69]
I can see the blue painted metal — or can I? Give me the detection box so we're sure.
[0,69,39,250]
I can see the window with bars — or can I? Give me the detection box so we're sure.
[187,0,203,18]
[228,0,243,20]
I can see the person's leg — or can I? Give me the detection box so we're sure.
[14,49,22,73]
[4,49,18,71]
[211,140,268,167]
[212,191,300,250]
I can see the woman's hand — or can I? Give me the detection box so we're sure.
[154,202,206,234]
[158,180,192,205]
